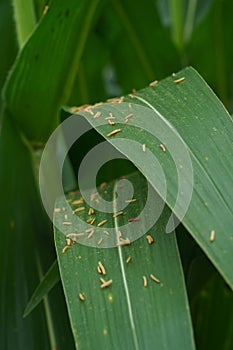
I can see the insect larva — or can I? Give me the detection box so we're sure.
[116,238,130,246]
[107,97,121,103]
[88,207,94,215]
[105,117,115,125]
[100,182,107,189]
[210,230,215,242]
[126,256,132,264]
[128,94,135,99]
[98,261,106,275]
[93,111,101,119]
[103,230,110,236]
[107,96,123,103]
[87,229,94,239]
[79,293,85,301]
[98,237,103,245]
[142,144,146,152]
[128,218,140,222]
[62,245,70,254]
[86,228,94,232]
[105,116,115,121]
[67,233,84,237]
[63,221,72,225]
[173,77,185,83]
[43,5,49,15]
[149,80,158,87]
[54,208,61,213]
[66,238,72,246]
[108,119,115,125]
[72,207,85,214]
[125,113,134,122]
[64,214,68,220]
[113,211,123,218]
[72,198,84,205]
[143,276,148,287]
[85,108,94,115]
[90,192,98,201]
[150,274,161,284]
[125,113,133,119]
[97,219,108,227]
[93,102,103,108]
[69,106,79,113]
[125,199,137,203]
[108,294,113,302]
[89,217,96,225]
[146,235,154,245]
[117,230,122,238]
[87,217,96,225]
[97,265,102,273]
[100,279,113,288]
[79,104,90,110]
[159,143,166,152]
[107,129,121,137]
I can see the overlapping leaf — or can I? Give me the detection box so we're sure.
[71,66,233,288]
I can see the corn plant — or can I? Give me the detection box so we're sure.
[1,0,233,349]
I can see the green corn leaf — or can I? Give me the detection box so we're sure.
[54,171,195,349]
[3,0,100,142]
[69,66,233,289]
[0,114,74,349]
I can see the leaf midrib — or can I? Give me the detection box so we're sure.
[113,181,140,350]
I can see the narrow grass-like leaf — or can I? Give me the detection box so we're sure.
[69,66,233,289]
[54,172,195,350]
[24,260,60,318]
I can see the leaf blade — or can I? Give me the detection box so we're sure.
[71,66,233,288]
[54,172,195,349]
[3,0,100,141]
[23,260,60,318]
[0,113,74,349]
